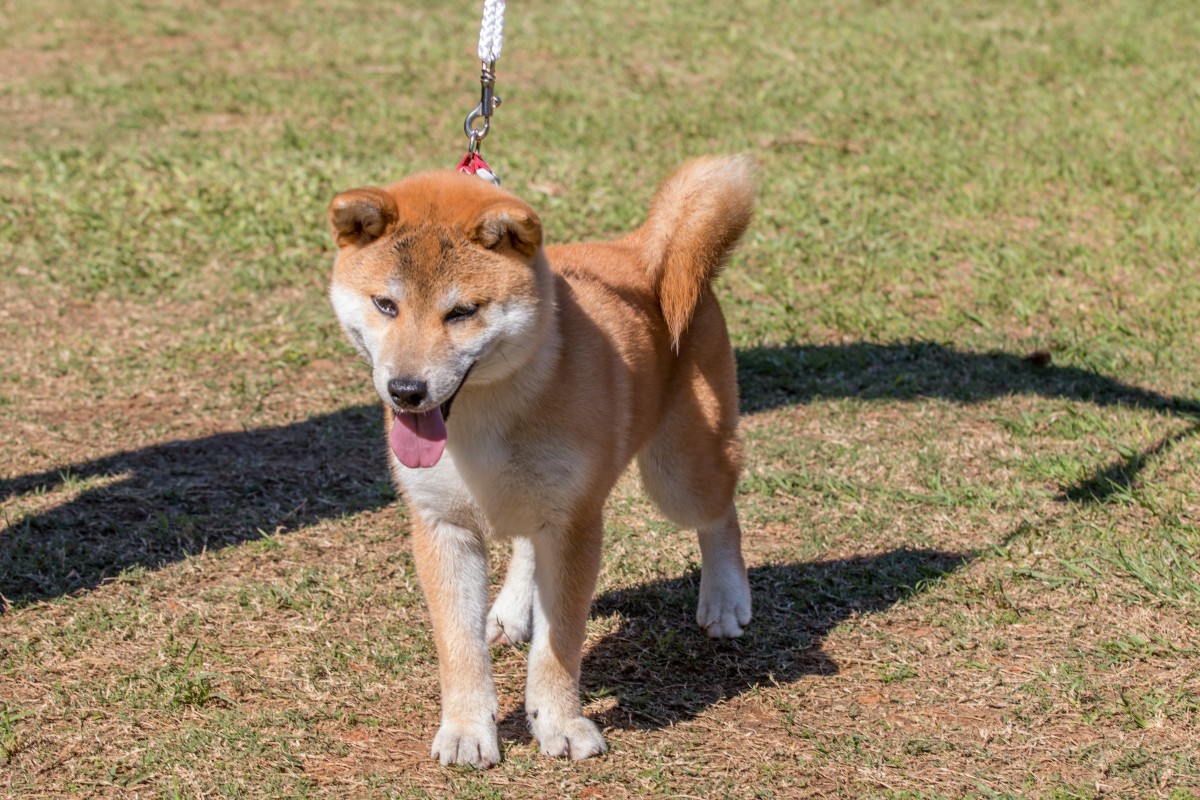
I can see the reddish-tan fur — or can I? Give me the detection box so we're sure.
[328,156,754,767]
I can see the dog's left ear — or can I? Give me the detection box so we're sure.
[473,203,542,258]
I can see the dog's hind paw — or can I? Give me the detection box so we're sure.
[696,570,752,639]
[530,714,608,761]
[431,723,501,768]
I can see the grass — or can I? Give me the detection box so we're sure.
[3,0,1200,796]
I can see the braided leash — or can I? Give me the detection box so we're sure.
[457,0,506,185]
[476,0,505,63]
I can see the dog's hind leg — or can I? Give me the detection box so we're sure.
[639,457,751,639]
[641,447,752,639]
[487,536,536,645]
[693,504,752,638]
[636,294,751,639]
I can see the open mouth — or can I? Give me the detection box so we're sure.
[389,365,474,470]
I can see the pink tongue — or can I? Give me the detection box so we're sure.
[390,408,448,469]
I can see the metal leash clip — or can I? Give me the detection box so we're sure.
[464,61,502,154]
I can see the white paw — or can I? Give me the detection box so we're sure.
[488,539,536,645]
[697,569,752,639]
[486,593,533,645]
[431,721,501,768]
[528,712,607,760]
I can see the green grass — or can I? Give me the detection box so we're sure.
[3,0,1200,796]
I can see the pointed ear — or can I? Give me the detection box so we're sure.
[329,188,399,248]
[473,203,542,258]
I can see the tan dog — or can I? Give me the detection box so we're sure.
[327,156,754,767]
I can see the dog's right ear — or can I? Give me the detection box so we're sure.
[329,188,399,248]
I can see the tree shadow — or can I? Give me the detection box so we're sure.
[738,341,1200,503]
[569,548,969,731]
[1,405,393,607]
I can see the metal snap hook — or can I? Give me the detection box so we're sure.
[464,104,490,152]
[463,61,500,154]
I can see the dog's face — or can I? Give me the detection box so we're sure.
[327,172,548,467]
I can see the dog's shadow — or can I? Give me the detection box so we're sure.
[492,548,967,737]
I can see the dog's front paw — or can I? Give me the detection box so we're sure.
[528,712,607,760]
[431,721,501,768]
[697,569,752,639]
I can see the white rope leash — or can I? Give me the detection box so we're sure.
[458,0,505,183]
[477,0,505,64]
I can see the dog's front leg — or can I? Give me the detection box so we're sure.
[525,514,608,760]
[411,514,500,768]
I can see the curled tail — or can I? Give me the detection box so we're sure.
[638,155,755,348]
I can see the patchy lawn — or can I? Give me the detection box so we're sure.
[2,0,1199,797]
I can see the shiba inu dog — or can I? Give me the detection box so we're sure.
[327,156,754,767]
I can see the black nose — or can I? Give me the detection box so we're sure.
[388,377,428,409]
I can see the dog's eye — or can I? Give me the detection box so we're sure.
[444,304,479,323]
[372,296,398,318]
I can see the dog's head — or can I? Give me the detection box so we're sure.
[327,171,549,467]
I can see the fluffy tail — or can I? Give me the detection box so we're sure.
[638,155,755,348]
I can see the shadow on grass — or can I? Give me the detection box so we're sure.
[739,341,1200,503]
[491,548,967,738]
[576,548,968,731]
[0,405,392,607]
[2,340,1197,607]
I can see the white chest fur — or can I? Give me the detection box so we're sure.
[396,425,590,539]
